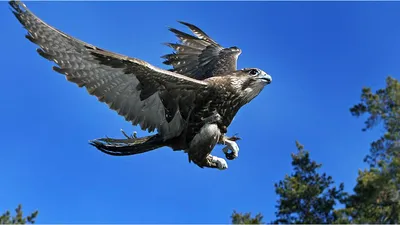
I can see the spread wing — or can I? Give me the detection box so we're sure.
[10,0,209,140]
[162,21,242,80]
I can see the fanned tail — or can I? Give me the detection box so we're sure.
[89,134,165,156]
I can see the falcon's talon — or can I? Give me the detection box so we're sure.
[221,138,239,160]
[210,156,228,170]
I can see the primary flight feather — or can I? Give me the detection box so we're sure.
[10,0,272,170]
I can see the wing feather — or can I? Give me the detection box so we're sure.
[10,0,208,139]
[163,21,241,80]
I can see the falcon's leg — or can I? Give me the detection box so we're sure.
[219,135,240,160]
[203,113,240,161]
[187,123,228,170]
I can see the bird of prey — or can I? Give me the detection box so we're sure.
[10,0,272,170]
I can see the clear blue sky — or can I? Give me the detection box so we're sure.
[1,1,399,223]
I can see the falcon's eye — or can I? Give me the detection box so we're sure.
[249,69,258,76]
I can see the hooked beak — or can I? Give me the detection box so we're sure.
[259,72,272,84]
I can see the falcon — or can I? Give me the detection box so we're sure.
[10,0,272,170]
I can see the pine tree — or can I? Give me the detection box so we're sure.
[231,211,264,224]
[344,76,400,223]
[350,76,400,166]
[272,141,347,224]
[0,204,38,224]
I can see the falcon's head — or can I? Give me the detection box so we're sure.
[232,68,272,103]
[242,68,272,85]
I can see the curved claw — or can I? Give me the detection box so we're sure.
[222,139,239,160]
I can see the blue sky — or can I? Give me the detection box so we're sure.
[1,1,399,223]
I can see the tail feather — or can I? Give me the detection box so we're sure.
[89,134,165,156]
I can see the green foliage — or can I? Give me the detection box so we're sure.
[342,161,400,223]
[350,76,400,166]
[0,204,38,224]
[231,210,264,224]
[345,76,400,223]
[272,141,347,224]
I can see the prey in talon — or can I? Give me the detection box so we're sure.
[10,0,272,170]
